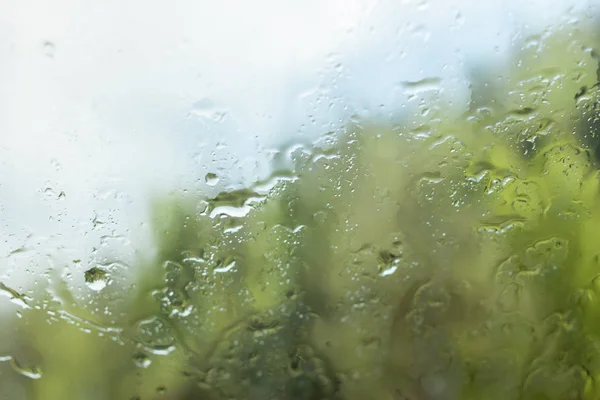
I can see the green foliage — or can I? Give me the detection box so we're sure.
[4,18,600,400]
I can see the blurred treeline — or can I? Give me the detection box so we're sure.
[3,18,600,400]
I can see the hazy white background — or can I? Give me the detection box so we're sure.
[0,0,597,300]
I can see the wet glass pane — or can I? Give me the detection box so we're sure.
[2,0,600,399]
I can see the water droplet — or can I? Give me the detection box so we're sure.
[410,124,433,139]
[453,11,465,28]
[156,386,167,395]
[135,316,176,355]
[522,237,568,272]
[84,267,109,291]
[9,357,42,380]
[213,259,236,274]
[205,172,219,186]
[379,265,397,277]
[42,41,55,58]
[378,249,402,277]
[418,171,444,185]
[190,98,228,122]
[132,352,151,368]
[207,188,265,218]
[398,77,441,96]
[0,282,31,309]
[252,170,298,195]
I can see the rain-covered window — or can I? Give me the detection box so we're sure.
[2,0,600,399]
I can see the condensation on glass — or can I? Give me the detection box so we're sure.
[1,1,600,400]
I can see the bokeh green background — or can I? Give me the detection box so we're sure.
[3,19,600,400]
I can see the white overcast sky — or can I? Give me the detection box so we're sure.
[0,0,597,293]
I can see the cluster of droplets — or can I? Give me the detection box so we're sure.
[5,19,600,400]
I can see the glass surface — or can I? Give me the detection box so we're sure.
[2,0,600,399]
